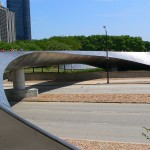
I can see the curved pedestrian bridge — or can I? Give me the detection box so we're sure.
[1,51,150,149]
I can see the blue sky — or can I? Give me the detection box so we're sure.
[1,0,150,41]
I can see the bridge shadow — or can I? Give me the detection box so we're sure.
[26,80,78,94]
[7,77,150,107]
[8,79,105,106]
[7,80,75,106]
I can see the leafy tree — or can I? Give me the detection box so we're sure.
[50,36,82,50]
[0,41,11,50]
[46,40,72,50]
[0,35,149,52]
[145,41,150,51]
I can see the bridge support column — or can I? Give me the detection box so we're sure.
[12,69,25,90]
[5,69,38,101]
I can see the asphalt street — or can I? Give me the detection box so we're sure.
[39,84,150,94]
[4,78,150,94]
[12,102,150,144]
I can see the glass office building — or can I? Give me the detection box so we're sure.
[7,0,31,40]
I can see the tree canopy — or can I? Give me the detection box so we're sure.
[0,35,150,52]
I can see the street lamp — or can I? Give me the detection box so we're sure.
[103,26,109,84]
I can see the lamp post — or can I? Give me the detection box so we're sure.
[103,26,109,84]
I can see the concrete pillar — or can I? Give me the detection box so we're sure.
[12,69,25,90]
[6,68,38,101]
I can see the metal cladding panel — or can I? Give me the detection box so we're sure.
[0,106,80,150]
[59,51,150,66]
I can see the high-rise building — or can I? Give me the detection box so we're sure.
[0,2,16,43]
[7,0,31,40]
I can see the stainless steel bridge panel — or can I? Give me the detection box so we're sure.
[0,105,78,150]
[6,51,150,71]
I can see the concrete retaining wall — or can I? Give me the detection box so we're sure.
[5,71,150,81]
[106,71,150,78]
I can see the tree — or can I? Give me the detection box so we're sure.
[145,41,150,51]
[0,35,149,51]
[46,40,72,50]
[0,41,11,50]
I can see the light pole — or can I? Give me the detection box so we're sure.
[103,26,109,84]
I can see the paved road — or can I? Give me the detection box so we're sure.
[38,84,150,94]
[4,78,150,94]
[12,102,150,144]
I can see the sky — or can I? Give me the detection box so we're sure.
[1,0,150,41]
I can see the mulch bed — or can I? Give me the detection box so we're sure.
[23,94,150,104]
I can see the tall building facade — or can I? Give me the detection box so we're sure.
[0,3,16,43]
[7,0,31,40]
